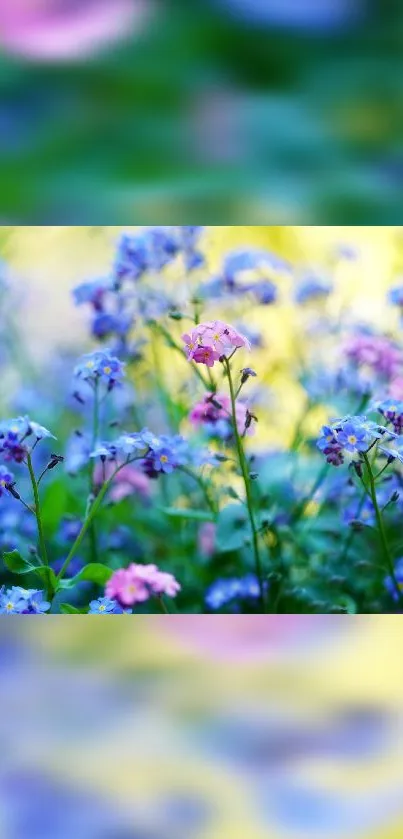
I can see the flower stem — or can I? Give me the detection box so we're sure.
[88,380,100,564]
[26,453,48,568]
[362,452,403,604]
[56,460,133,584]
[223,357,266,612]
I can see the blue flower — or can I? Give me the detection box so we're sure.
[74,350,125,389]
[88,597,127,614]
[336,420,369,453]
[0,587,27,614]
[0,416,55,463]
[0,464,14,497]
[343,498,375,528]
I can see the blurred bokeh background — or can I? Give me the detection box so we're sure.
[1,1,403,223]
[1,616,403,838]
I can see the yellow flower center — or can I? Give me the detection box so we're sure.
[160,454,168,463]
[6,603,13,612]
[86,361,95,368]
[348,435,357,445]
[103,366,112,375]
[99,604,106,611]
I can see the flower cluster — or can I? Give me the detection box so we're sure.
[317,416,385,466]
[73,349,125,390]
[0,587,50,614]
[182,320,251,367]
[189,392,254,439]
[105,563,180,607]
[0,416,55,464]
[91,427,216,478]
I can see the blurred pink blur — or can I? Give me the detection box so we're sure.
[0,0,149,61]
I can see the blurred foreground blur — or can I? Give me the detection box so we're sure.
[1,616,403,838]
[0,1,402,222]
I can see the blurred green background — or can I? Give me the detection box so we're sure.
[1,1,403,223]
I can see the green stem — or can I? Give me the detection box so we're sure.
[158,596,170,614]
[179,466,218,515]
[223,357,266,612]
[362,453,403,604]
[56,459,137,584]
[88,380,100,564]
[26,453,48,568]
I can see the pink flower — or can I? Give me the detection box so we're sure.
[198,522,216,557]
[94,461,150,503]
[181,331,200,359]
[105,563,181,607]
[181,321,251,368]
[192,346,221,367]
[105,567,149,606]
[0,1,148,62]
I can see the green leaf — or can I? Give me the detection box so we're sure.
[60,603,84,614]
[35,566,58,590]
[59,563,113,590]
[2,550,35,575]
[159,507,214,522]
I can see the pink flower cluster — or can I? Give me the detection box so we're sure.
[106,563,180,607]
[189,391,255,436]
[344,334,403,380]
[182,320,251,367]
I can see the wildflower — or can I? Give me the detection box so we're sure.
[0,416,55,463]
[336,420,369,454]
[252,279,277,305]
[0,587,26,614]
[384,558,403,602]
[294,275,333,304]
[0,586,49,614]
[182,320,251,368]
[343,498,376,528]
[205,574,260,610]
[106,563,181,607]
[58,517,83,543]
[88,597,128,614]
[74,350,125,389]
[0,465,14,497]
